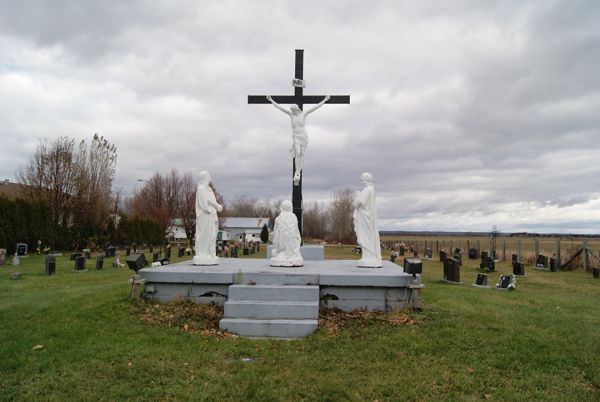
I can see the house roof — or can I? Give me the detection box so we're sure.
[224,217,270,229]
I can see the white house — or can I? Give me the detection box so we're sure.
[166,218,188,241]
[223,217,271,243]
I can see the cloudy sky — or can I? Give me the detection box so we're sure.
[1,0,599,233]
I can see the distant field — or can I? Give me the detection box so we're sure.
[380,235,600,267]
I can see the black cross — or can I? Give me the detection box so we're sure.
[248,49,350,235]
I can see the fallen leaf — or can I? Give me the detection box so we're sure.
[32,344,44,351]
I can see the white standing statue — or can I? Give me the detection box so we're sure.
[193,171,223,266]
[353,172,382,268]
[270,200,303,267]
[266,95,330,185]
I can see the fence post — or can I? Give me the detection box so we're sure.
[535,239,539,259]
[583,239,589,272]
[517,240,521,261]
[502,239,506,261]
[556,239,561,269]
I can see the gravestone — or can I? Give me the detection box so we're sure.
[12,255,20,266]
[178,247,185,258]
[496,274,516,290]
[468,248,478,259]
[73,256,86,272]
[0,249,6,266]
[399,246,405,256]
[424,247,432,259]
[16,243,28,256]
[83,249,91,259]
[439,250,447,262]
[535,255,547,269]
[512,261,525,276]
[511,253,518,262]
[165,246,171,259]
[550,257,557,272]
[153,253,159,263]
[70,253,82,261]
[403,257,422,276]
[126,253,148,272]
[125,246,131,256]
[472,273,490,288]
[593,268,599,279]
[96,256,104,270]
[453,248,462,267]
[45,256,56,275]
[443,257,460,283]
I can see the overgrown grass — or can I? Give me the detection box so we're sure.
[1,250,599,401]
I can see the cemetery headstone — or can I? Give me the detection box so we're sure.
[550,257,557,272]
[535,255,547,269]
[126,253,148,272]
[70,252,82,261]
[472,273,490,288]
[125,246,131,256]
[592,268,599,279]
[165,246,171,259]
[45,256,56,275]
[178,247,185,258]
[512,261,525,276]
[73,256,86,272]
[424,247,432,259]
[0,248,6,266]
[16,243,28,256]
[404,258,422,280]
[496,274,516,290]
[453,248,462,267]
[12,255,20,266]
[511,253,518,262]
[243,246,249,256]
[468,248,478,259]
[153,253,159,263]
[439,250,447,262]
[443,257,460,283]
[96,256,104,270]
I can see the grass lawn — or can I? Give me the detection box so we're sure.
[1,248,599,401]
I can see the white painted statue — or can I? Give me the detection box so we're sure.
[269,200,303,267]
[266,95,330,185]
[353,172,382,267]
[193,171,223,265]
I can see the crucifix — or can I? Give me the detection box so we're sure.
[248,49,350,234]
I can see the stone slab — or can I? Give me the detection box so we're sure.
[266,245,325,260]
[224,300,318,320]
[219,318,318,339]
[229,284,319,302]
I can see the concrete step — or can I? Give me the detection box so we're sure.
[228,284,319,302]
[224,300,319,320]
[236,272,318,286]
[219,318,318,338]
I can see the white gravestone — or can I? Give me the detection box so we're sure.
[193,171,223,266]
[269,200,303,267]
[353,172,382,268]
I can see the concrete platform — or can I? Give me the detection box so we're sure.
[139,258,418,313]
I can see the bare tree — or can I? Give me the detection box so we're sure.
[328,188,356,244]
[303,201,328,240]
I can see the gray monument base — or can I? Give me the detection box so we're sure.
[138,258,419,338]
[267,245,324,260]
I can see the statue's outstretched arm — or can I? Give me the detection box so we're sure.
[305,95,330,115]
[267,95,291,115]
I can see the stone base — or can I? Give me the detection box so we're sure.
[269,257,304,267]
[358,258,383,268]
[193,256,218,266]
[138,259,417,313]
[267,245,324,261]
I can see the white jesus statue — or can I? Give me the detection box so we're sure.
[353,172,382,268]
[266,95,330,185]
[269,200,303,267]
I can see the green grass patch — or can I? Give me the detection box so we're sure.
[1,250,599,401]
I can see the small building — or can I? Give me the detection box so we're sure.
[224,217,271,243]
[166,218,188,242]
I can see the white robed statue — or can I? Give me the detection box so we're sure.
[193,171,223,266]
[353,172,382,267]
[270,200,303,267]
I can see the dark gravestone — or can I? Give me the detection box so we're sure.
[424,248,432,259]
[70,253,82,261]
[439,250,447,262]
[475,273,488,287]
[45,256,56,275]
[74,256,86,271]
[16,243,28,256]
[550,257,557,272]
[497,275,512,289]
[468,248,478,259]
[96,256,104,270]
[443,257,460,283]
[486,257,496,272]
[178,247,185,258]
[403,258,422,275]
[243,247,249,256]
[109,246,116,257]
[126,253,148,272]
[490,249,497,260]
[453,249,462,267]
[153,253,159,263]
[399,247,405,256]
[125,246,131,256]
[479,251,489,269]
[165,246,171,259]
[592,268,599,279]
[511,253,518,262]
[390,253,396,263]
[513,261,525,276]
[535,255,547,269]
[104,249,111,258]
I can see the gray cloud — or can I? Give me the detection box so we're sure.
[1,0,599,233]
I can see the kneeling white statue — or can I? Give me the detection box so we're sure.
[193,171,223,266]
[270,200,303,267]
[353,172,382,267]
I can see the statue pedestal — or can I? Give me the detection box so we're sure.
[267,245,324,261]
[269,256,304,267]
[193,256,218,266]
